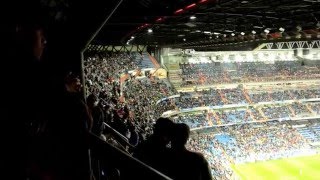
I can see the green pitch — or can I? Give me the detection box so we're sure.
[231,154,320,180]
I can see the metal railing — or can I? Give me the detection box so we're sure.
[103,122,135,153]
[89,132,172,180]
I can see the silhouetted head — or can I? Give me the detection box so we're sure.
[171,123,190,149]
[154,118,174,136]
[153,118,174,145]
[16,23,46,61]
[64,72,82,93]
[87,93,98,108]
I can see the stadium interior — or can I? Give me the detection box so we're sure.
[5,0,320,180]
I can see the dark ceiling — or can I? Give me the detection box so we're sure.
[9,0,320,50]
[114,0,320,49]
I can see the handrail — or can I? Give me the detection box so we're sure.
[104,122,128,142]
[89,133,173,180]
[103,122,135,151]
[98,96,136,151]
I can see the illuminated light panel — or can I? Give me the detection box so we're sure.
[156,17,163,22]
[199,0,208,3]
[190,15,196,20]
[137,23,150,30]
[174,9,184,14]
[185,3,196,9]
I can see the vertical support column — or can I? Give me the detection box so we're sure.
[296,48,303,57]
[275,42,284,49]
[266,43,273,49]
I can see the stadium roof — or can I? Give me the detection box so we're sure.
[10,0,320,50]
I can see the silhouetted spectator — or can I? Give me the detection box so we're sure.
[169,123,212,180]
[50,72,92,180]
[5,20,54,179]
[133,117,174,177]
[87,93,105,137]
[110,109,128,137]
[127,122,139,147]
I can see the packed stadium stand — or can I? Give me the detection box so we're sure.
[83,48,320,180]
[10,0,320,179]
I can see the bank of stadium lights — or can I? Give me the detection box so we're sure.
[190,15,196,20]
[253,25,264,29]
[126,36,135,45]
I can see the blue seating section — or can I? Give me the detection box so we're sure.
[175,114,209,129]
[222,110,251,124]
[312,125,320,136]
[215,134,235,145]
[136,53,155,69]
[297,127,320,143]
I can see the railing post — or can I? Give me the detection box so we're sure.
[80,0,124,99]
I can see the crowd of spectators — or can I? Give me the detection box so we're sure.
[186,121,316,179]
[84,52,176,141]
[218,109,252,124]
[123,77,175,134]
[249,107,265,121]
[179,61,320,86]
[310,103,320,114]
[291,102,312,117]
[173,112,209,129]
[261,105,292,120]
[158,102,319,130]
[84,52,319,136]
[170,88,320,111]
[83,51,320,180]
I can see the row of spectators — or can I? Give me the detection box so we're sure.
[173,112,209,129]
[170,88,320,109]
[166,102,320,129]
[179,61,320,86]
